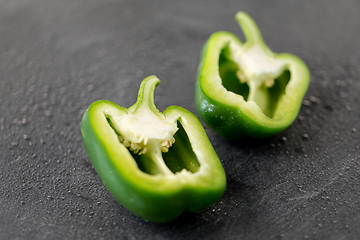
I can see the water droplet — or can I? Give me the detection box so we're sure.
[43,85,50,92]
[303,100,311,106]
[50,95,57,105]
[309,96,319,103]
[297,115,305,121]
[33,104,39,111]
[87,84,94,92]
[60,87,66,94]
[302,134,309,140]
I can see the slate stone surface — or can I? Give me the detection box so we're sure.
[1,0,360,239]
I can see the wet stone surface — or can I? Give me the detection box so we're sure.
[0,0,360,239]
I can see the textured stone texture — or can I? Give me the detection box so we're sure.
[0,0,360,239]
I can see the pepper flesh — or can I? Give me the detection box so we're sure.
[196,12,310,139]
[81,76,226,222]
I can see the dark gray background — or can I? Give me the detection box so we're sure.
[1,0,360,239]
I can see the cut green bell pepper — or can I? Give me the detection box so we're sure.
[81,76,226,223]
[196,12,310,139]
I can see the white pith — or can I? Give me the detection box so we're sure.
[229,41,286,89]
[112,108,178,155]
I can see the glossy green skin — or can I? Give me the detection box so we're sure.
[81,76,226,223]
[195,12,310,139]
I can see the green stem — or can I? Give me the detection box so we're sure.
[129,75,162,116]
[235,11,272,54]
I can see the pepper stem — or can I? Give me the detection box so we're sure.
[129,75,162,117]
[235,11,272,55]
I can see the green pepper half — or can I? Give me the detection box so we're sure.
[81,76,226,222]
[196,12,310,139]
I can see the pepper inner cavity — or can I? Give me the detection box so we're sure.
[219,43,290,118]
[107,116,200,175]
